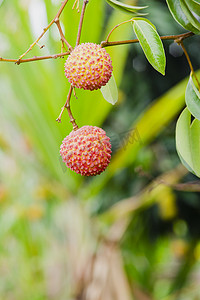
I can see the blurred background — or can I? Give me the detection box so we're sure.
[0,0,200,299]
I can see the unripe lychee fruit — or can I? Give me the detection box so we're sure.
[64,43,113,91]
[60,126,112,176]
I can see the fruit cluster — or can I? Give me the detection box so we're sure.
[61,43,113,176]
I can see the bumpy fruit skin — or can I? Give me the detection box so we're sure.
[64,43,113,91]
[60,126,112,176]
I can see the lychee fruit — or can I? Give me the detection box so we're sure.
[64,43,113,91]
[60,125,112,176]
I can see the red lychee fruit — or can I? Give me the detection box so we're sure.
[60,126,112,176]
[64,43,113,91]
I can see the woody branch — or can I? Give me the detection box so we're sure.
[0,32,195,64]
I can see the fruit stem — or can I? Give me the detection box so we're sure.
[104,19,134,44]
[56,0,89,127]
[56,85,79,130]
[177,40,200,92]
[54,18,73,52]
[76,0,89,46]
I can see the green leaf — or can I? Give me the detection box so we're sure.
[166,0,200,33]
[180,0,200,31]
[185,0,200,15]
[105,0,147,15]
[176,107,200,177]
[100,74,118,105]
[193,0,200,4]
[185,75,200,120]
[132,19,166,75]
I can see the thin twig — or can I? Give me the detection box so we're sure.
[56,0,70,19]
[16,0,70,64]
[101,31,195,48]
[105,19,133,43]
[61,40,68,53]
[76,0,89,46]
[56,86,79,130]
[178,41,200,91]
[36,42,45,49]
[72,0,80,12]
[166,181,200,192]
[0,51,70,64]
[54,18,73,51]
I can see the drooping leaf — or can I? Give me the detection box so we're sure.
[176,107,200,177]
[105,0,147,15]
[100,73,118,105]
[180,0,200,32]
[185,75,200,120]
[132,18,166,75]
[166,0,200,33]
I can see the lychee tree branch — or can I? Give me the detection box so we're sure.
[0,0,197,130]
[1,33,194,64]
[0,30,194,65]
[101,29,199,92]
[101,31,194,48]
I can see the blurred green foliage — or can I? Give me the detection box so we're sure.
[0,0,200,299]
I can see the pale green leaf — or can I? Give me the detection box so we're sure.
[100,74,118,105]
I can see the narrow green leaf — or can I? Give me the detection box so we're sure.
[100,74,118,105]
[176,107,200,177]
[193,0,200,4]
[133,19,166,75]
[185,75,200,120]
[180,0,200,32]
[105,0,147,15]
[166,0,200,33]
